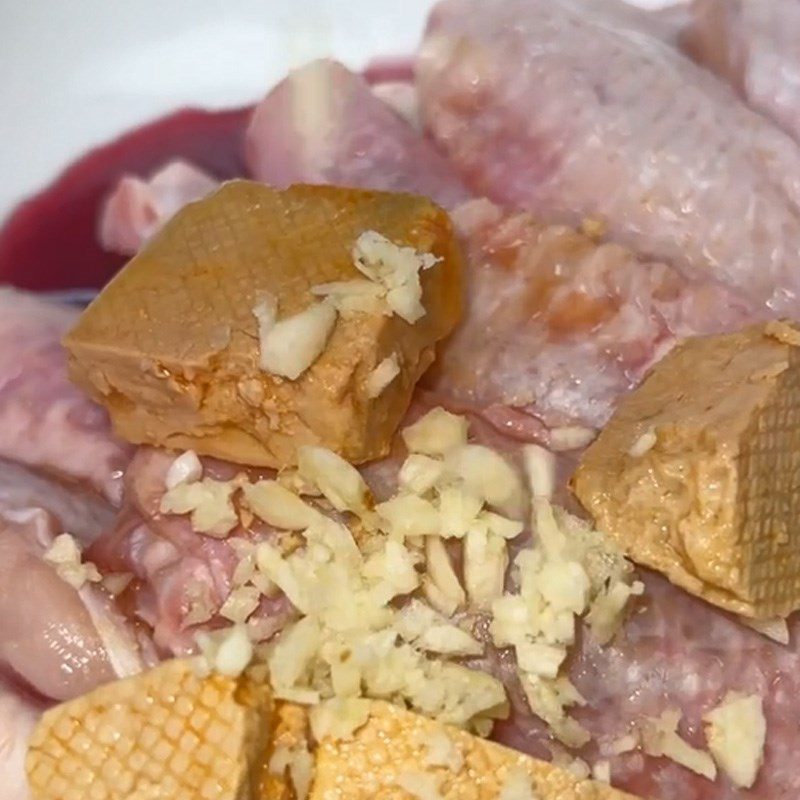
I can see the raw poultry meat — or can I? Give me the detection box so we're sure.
[426,199,755,437]
[0,506,144,702]
[245,59,469,209]
[0,289,131,503]
[98,160,219,256]
[682,0,800,144]
[0,463,146,799]
[417,0,800,313]
[88,448,295,655]
[492,570,800,800]
[0,459,114,544]
[95,62,423,258]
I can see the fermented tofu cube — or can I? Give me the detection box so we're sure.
[572,321,800,618]
[65,182,462,468]
[26,660,273,800]
[310,701,642,800]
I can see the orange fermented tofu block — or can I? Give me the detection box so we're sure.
[573,320,800,618]
[64,181,462,468]
[310,702,643,800]
[26,659,274,800]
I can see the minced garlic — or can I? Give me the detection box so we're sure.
[195,624,254,678]
[297,445,372,517]
[640,709,716,780]
[366,353,401,398]
[352,230,440,324]
[154,406,643,753]
[628,429,656,458]
[375,494,440,538]
[400,454,446,496]
[445,444,524,518]
[160,478,239,537]
[242,480,320,530]
[703,692,766,788]
[463,527,508,610]
[488,463,639,746]
[256,295,337,380]
[269,743,314,800]
[592,760,611,783]
[43,533,102,591]
[395,600,483,657]
[402,407,468,456]
[549,426,596,452]
[423,537,465,616]
[165,449,202,488]
[311,230,440,325]
[219,584,261,624]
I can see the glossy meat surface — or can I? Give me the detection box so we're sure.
[0,507,142,702]
[417,0,800,312]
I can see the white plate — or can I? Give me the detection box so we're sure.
[0,0,679,220]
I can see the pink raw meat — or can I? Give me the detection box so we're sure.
[0,289,131,503]
[363,57,420,128]
[245,59,469,208]
[424,200,757,439]
[491,570,800,800]
[417,0,800,313]
[88,448,294,655]
[98,160,219,256]
[0,458,114,545]
[682,0,800,144]
[371,81,420,129]
[0,506,145,702]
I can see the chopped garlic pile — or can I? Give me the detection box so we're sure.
[257,511,507,732]
[157,411,642,748]
[312,230,440,324]
[43,533,102,591]
[489,454,641,746]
